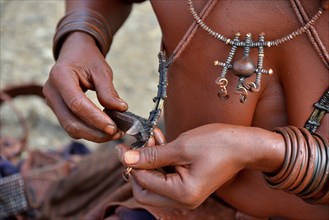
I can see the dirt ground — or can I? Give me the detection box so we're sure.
[0,0,161,150]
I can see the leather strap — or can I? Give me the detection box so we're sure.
[163,0,217,64]
[290,0,329,69]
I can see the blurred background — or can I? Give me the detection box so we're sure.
[0,0,161,150]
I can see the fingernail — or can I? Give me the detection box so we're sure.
[124,151,140,165]
[117,98,128,110]
[121,102,128,110]
[112,131,125,140]
[104,124,116,135]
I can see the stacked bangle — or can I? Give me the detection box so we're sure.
[53,9,112,60]
[264,126,329,205]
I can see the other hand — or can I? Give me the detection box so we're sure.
[43,32,128,142]
[116,124,263,209]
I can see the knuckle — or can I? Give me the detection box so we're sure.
[42,84,50,99]
[92,111,104,122]
[49,63,68,80]
[62,121,79,139]
[89,62,112,82]
[91,61,112,74]
[142,147,159,167]
[49,64,72,89]
[68,96,84,113]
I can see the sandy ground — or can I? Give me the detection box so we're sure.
[0,0,161,150]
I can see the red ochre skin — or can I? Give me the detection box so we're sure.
[43,0,329,219]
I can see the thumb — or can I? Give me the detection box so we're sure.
[117,142,182,169]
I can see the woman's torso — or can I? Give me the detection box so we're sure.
[150,0,328,141]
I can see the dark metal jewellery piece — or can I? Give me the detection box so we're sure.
[107,51,170,181]
[148,51,170,131]
[104,51,170,144]
[304,88,329,133]
[214,33,240,100]
[104,109,151,143]
[104,109,151,181]
[214,33,273,103]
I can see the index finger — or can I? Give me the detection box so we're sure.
[146,127,166,147]
[54,72,118,135]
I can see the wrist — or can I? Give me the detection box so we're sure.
[242,127,285,173]
[57,32,103,62]
[60,32,97,53]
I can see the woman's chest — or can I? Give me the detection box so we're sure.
[150,0,328,139]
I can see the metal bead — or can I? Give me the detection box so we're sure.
[232,57,255,78]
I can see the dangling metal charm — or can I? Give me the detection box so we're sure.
[214,33,273,103]
[122,167,133,181]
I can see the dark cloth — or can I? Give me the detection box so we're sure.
[38,145,236,220]
[0,141,91,219]
[0,157,20,177]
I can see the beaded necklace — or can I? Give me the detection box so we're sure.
[188,0,326,103]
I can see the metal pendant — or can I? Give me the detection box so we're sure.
[214,32,273,103]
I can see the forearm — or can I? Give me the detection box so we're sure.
[217,125,328,217]
[217,170,329,219]
[240,126,286,174]
[236,125,328,205]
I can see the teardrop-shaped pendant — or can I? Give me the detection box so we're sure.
[214,33,273,103]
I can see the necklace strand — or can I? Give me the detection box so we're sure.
[188,0,324,48]
[187,0,325,103]
[290,0,329,68]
